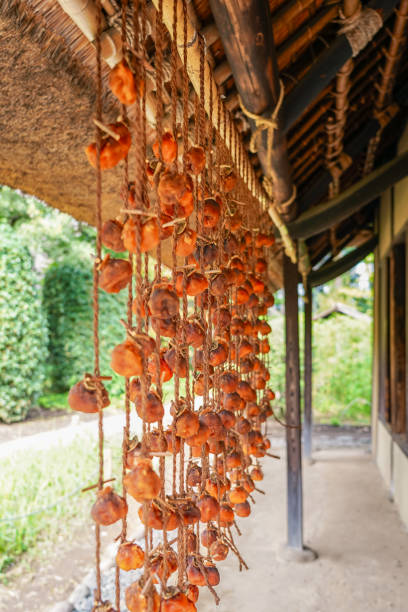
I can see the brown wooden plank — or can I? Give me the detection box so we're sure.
[304,282,312,459]
[379,258,391,423]
[389,243,406,434]
[209,0,295,218]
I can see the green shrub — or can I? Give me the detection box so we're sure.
[42,260,127,396]
[313,315,372,422]
[0,227,48,422]
[266,310,372,424]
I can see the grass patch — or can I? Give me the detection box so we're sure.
[267,311,372,425]
[0,435,122,576]
[37,392,69,411]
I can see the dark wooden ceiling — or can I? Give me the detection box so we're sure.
[190,0,408,267]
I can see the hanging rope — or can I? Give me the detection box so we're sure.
[238,80,284,178]
[93,0,104,604]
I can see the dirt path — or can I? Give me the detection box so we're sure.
[0,519,117,611]
[0,408,143,459]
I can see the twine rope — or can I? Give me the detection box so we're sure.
[338,7,383,58]
[238,79,284,177]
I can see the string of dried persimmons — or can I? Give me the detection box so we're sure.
[68,0,278,610]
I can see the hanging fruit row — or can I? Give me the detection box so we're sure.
[69,3,278,611]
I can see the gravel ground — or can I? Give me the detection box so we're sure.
[71,531,163,612]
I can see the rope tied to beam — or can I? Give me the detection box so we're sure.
[338,7,383,57]
[263,176,297,265]
[239,83,299,264]
[238,79,284,177]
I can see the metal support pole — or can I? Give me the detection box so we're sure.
[304,283,313,460]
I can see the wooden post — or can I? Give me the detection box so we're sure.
[304,283,313,460]
[283,254,303,549]
[389,244,406,433]
[406,230,408,441]
[379,258,390,423]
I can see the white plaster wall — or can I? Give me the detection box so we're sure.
[376,420,392,490]
[393,442,408,529]
[374,125,408,530]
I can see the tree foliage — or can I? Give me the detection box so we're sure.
[0,227,48,422]
[42,260,127,396]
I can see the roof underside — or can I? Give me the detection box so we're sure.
[1,0,408,280]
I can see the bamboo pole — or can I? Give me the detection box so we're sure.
[150,0,266,207]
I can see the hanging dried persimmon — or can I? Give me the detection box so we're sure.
[109,59,143,105]
[125,582,161,612]
[91,486,128,525]
[134,388,164,422]
[153,131,178,164]
[68,376,110,413]
[80,1,282,607]
[101,219,125,251]
[186,145,206,175]
[199,197,221,228]
[175,227,198,256]
[161,590,197,612]
[124,457,162,502]
[110,337,144,377]
[98,254,132,293]
[116,541,145,571]
[185,271,208,296]
[85,123,131,170]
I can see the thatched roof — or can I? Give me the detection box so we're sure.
[0,0,123,227]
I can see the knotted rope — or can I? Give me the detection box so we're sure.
[238,79,284,178]
[262,177,297,264]
[238,81,298,262]
[338,7,383,58]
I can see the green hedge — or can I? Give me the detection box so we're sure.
[267,311,372,424]
[43,260,127,396]
[0,227,48,422]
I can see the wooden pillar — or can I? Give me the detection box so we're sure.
[389,244,406,433]
[406,230,408,441]
[379,258,390,422]
[283,254,303,549]
[304,282,313,460]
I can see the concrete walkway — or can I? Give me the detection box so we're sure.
[196,447,408,612]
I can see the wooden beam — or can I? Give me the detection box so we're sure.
[298,117,382,212]
[209,0,295,219]
[284,253,303,549]
[277,4,338,72]
[288,150,408,239]
[389,243,406,434]
[304,283,312,459]
[283,0,399,133]
[309,236,377,287]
